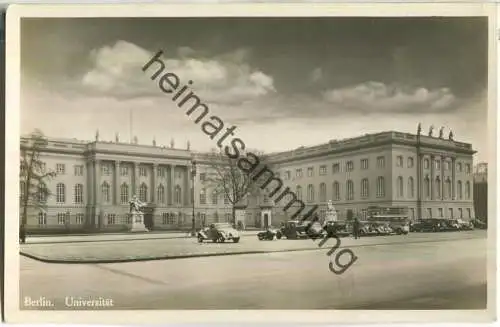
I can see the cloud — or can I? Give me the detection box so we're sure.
[322,81,457,113]
[81,40,275,104]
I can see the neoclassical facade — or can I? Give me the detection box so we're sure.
[20,129,477,233]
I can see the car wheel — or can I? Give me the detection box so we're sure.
[233,237,240,243]
[219,237,225,243]
[276,232,282,239]
[257,234,264,241]
[396,229,402,235]
[197,236,203,243]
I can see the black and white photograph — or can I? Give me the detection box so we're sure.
[4,3,496,324]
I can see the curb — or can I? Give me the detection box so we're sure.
[19,235,482,264]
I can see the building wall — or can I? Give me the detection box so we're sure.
[20,130,477,233]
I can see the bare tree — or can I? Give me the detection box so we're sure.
[202,148,267,224]
[20,129,57,230]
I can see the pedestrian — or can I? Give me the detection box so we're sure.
[353,217,360,239]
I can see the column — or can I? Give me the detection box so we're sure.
[170,165,176,205]
[114,161,120,205]
[441,156,445,200]
[185,166,191,206]
[94,159,101,228]
[133,162,139,197]
[430,155,435,200]
[152,164,158,203]
[451,157,456,200]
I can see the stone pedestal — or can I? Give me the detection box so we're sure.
[130,213,149,232]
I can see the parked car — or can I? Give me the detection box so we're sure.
[278,220,326,239]
[323,221,351,238]
[441,219,461,231]
[456,219,474,230]
[472,218,487,229]
[411,219,447,232]
[374,222,393,235]
[346,221,380,237]
[197,223,240,243]
[257,226,280,241]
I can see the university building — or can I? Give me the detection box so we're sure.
[20,129,476,233]
[473,162,488,221]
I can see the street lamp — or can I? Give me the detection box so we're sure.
[191,160,197,236]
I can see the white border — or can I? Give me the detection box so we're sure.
[4,3,498,324]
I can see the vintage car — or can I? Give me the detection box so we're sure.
[456,219,474,230]
[373,222,393,235]
[472,218,487,229]
[197,222,240,243]
[411,219,447,232]
[323,221,351,237]
[257,226,281,241]
[277,220,326,240]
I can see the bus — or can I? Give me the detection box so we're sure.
[366,206,410,234]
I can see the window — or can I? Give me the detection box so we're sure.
[57,213,66,225]
[346,161,354,172]
[211,191,218,205]
[319,165,327,175]
[376,177,385,197]
[346,180,354,200]
[38,183,47,202]
[457,163,463,172]
[458,208,463,218]
[333,182,340,201]
[424,177,430,198]
[224,194,229,205]
[448,208,454,219]
[377,156,385,169]
[56,163,66,175]
[319,183,326,202]
[157,184,165,204]
[407,157,414,168]
[162,213,168,225]
[139,183,148,203]
[332,163,340,173]
[435,177,441,198]
[166,212,176,224]
[397,176,404,197]
[407,177,414,198]
[438,208,443,218]
[101,164,111,176]
[307,167,314,177]
[445,178,452,199]
[120,183,129,204]
[424,159,429,169]
[296,169,303,178]
[120,166,129,176]
[38,212,47,225]
[74,184,84,204]
[446,161,451,170]
[396,156,403,167]
[427,208,432,218]
[284,171,291,180]
[296,186,303,201]
[465,164,471,174]
[76,214,85,224]
[457,181,463,199]
[200,173,206,181]
[74,165,84,176]
[465,181,471,199]
[467,208,471,218]
[101,182,111,203]
[361,178,369,198]
[56,183,66,203]
[107,214,116,225]
[307,184,314,202]
[200,188,206,204]
[140,167,147,177]
[435,160,441,170]
[361,159,369,170]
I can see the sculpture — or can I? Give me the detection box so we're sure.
[128,195,148,232]
[439,127,444,139]
[129,195,146,215]
[187,140,191,150]
[428,125,434,137]
[115,133,119,143]
[170,138,175,148]
[417,123,422,136]
[325,200,338,222]
[153,136,157,147]
[95,129,100,142]
[448,130,454,141]
[133,136,138,144]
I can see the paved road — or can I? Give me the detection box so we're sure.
[20,234,487,310]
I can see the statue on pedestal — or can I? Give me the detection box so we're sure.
[448,130,454,141]
[153,136,157,147]
[129,195,148,232]
[417,123,422,136]
[170,138,175,148]
[115,133,119,143]
[325,200,338,222]
[428,125,434,137]
[439,127,444,139]
[95,129,100,142]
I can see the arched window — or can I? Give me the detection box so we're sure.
[457,181,463,199]
[435,177,441,198]
[407,177,414,198]
[361,178,369,198]
[175,185,182,204]
[120,183,129,204]
[424,159,430,169]
[157,184,165,204]
[397,176,404,197]
[296,185,303,201]
[445,178,452,199]
[199,188,206,204]
[346,180,354,200]
[56,183,66,203]
[424,177,430,199]
[38,182,47,202]
[376,177,385,197]
[307,184,314,202]
[101,182,110,203]
[139,183,148,203]
[333,182,340,201]
[319,183,326,202]
[465,181,471,199]
[211,191,218,205]
[74,184,84,204]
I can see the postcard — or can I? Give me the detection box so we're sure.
[4,2,497,324]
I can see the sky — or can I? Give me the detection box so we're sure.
[20,17,488,163]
